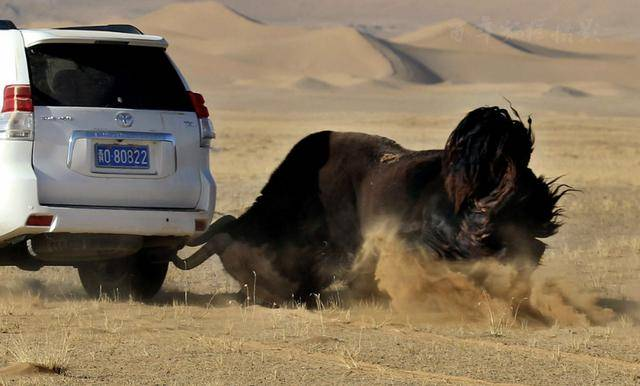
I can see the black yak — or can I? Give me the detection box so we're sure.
[174,106,567,305]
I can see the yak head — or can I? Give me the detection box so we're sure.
[435,106,568,263]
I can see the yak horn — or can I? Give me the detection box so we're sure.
[187,214,236,247]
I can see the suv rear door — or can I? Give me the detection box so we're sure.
[26,43,202,209]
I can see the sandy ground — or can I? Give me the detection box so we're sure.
[1,107,639,384]
[1,1,640,384]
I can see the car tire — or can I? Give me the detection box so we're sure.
[78,250,169,301]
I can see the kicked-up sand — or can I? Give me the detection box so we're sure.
[1,1,640,384]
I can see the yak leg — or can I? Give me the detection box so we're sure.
[218,242,298,306]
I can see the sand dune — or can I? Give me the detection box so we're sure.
[293,77,336,91]
[362,33,443,84]
[136,2,288,41]
[393,18,636,59]
[133,2,397,89]
[545,85,591,98]
[7,0,640,39]
[127,1,640,92]
[217,0,640,38]
[393,18,520,56]
[388,19,639,86]
[387,43,639,85]
[223,27,391,81]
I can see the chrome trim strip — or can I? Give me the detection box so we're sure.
[67,130,175,168]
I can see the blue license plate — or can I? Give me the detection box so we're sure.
[95,144,150,169]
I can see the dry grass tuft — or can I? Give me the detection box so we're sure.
[7,333,72,375]
[482,291,522,337]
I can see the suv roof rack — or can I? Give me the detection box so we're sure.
[56,24,144,35]
[0,20,17,30]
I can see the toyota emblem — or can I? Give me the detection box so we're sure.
[115,112,134,128]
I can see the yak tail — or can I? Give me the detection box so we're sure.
[171,215,236,271]
[442,106,534,213]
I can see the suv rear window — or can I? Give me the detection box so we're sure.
[26,43,192,111]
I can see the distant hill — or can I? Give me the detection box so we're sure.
[132,2,395,89]
[0,0,199,25]
[124,1,640,92]
[3,0,640,39]
[4,0,640,94]
[217,0,640,38]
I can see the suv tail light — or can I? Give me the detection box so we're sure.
[188,91,215,148]
[188,91,209,118]
[0,85,34,141]
[3,85,33,113]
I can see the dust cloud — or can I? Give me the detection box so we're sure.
[349,222,615,326]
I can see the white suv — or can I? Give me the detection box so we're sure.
[0,21,216,299]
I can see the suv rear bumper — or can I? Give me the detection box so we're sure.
[0,142,216,245]
[0,205,215,245]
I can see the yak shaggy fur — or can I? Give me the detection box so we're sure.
[202,106,568,304]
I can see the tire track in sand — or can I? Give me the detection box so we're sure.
[208,336,522,385]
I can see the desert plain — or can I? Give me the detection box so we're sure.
[1,1,640,384]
